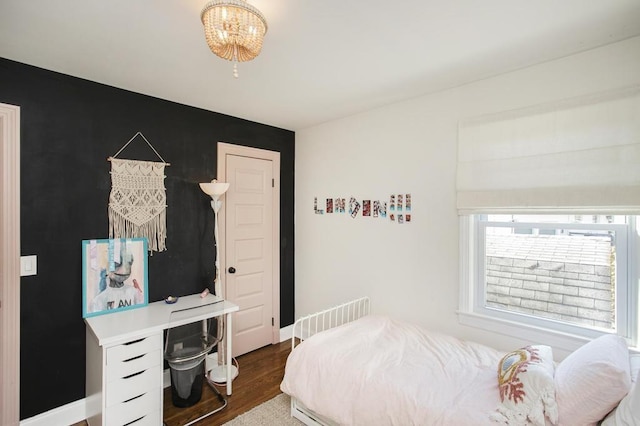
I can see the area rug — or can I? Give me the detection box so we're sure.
[223,393,303,425]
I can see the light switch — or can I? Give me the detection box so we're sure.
[20,255,37,277]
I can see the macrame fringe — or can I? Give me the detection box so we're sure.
[109,207,167,253]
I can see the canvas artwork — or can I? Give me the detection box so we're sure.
[82,238,148,318]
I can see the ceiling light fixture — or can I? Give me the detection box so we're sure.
[201,0,268,78]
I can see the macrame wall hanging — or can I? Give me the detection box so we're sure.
[108,132,169,253]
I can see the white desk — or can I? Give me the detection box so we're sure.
[85,294,239,426]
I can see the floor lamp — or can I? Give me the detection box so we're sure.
[199,179,237,383]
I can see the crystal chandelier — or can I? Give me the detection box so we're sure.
[201,0,268,78]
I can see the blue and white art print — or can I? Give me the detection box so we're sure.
[82,238,148,318]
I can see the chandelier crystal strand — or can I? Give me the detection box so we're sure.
[233,45,239,78]
[201,0,268,77]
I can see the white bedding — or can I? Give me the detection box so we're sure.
[280,315,504,426]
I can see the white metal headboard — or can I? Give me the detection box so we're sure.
[291,297,370,349]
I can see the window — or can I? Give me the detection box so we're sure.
[460,214,639,345]
[455,88,640,347]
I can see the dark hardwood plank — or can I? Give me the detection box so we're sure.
[71,340,291,426]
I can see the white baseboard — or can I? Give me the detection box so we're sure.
[20,398,87,426]
[280,324,293,342]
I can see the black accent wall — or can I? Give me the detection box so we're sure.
[0,58,295,419]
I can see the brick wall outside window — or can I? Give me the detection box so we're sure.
[485,233,615,329]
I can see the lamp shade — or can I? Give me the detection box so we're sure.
[199,179,230,198]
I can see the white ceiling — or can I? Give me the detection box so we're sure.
[1,1,640,131]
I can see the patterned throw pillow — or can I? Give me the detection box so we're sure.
[491,345,558,426]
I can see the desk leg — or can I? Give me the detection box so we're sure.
[226,312,233,395]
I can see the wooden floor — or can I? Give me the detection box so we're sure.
[74,340,291,426]
[163,340,291,425]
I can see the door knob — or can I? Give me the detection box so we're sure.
[228,267,236,274]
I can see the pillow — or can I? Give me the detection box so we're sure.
[554,334,631,426]
[491,345,558,426]
[600,367,640,426]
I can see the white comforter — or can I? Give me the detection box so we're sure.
[280,315,504,426]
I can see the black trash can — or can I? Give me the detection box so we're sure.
[164,307,220,408]
[167,348,207,408]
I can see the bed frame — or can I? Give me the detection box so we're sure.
[289,297,371,425]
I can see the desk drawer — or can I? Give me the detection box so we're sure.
[107,334,162,365]
[106,365,161,408]
[106,388,160,426]
[106,349,161,382]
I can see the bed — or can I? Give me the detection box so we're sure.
[280,297,639,426]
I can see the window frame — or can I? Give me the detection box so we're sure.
[459,214,639,348]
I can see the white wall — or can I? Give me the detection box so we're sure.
[294,36,640,358]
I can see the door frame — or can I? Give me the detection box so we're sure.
[1,102,20,426]
[217,142,281,344]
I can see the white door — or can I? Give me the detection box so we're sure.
[217,143,280,357]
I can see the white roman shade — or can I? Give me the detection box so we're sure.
[456,86,640,214]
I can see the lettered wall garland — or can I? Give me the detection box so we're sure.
[108,132,170,252]
[314,193,412,223]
